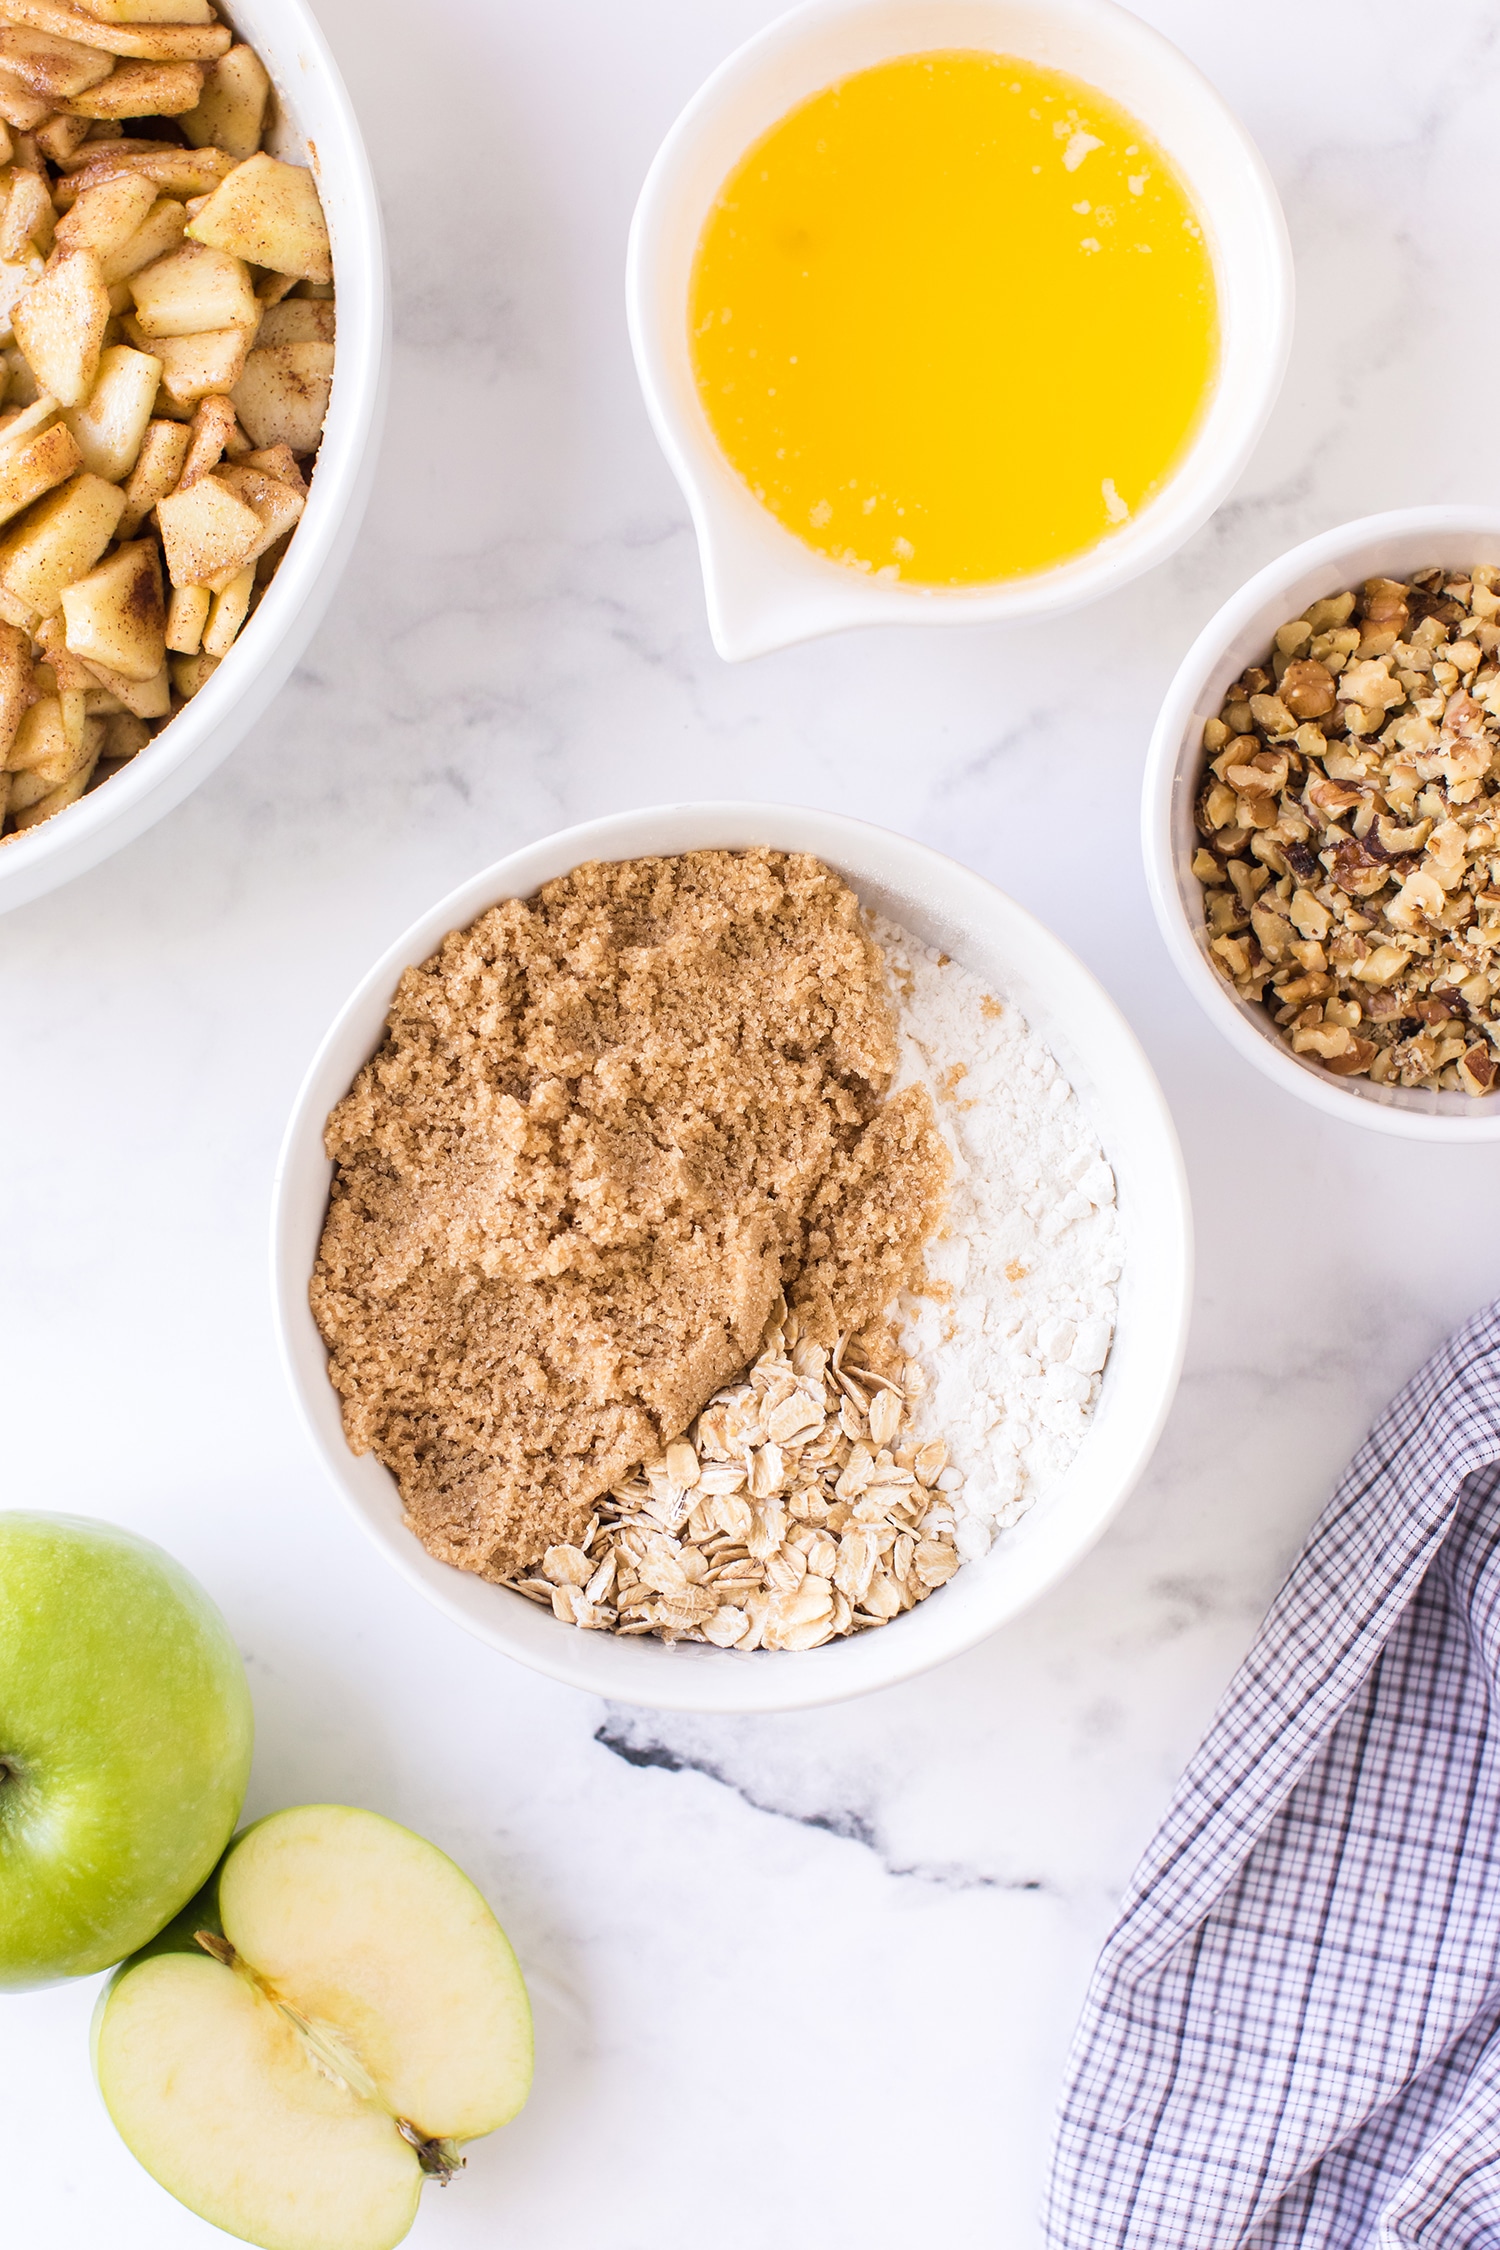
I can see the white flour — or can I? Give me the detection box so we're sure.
[873,916,1123,1561]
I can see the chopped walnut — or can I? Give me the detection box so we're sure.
[1192,567,1500,1096]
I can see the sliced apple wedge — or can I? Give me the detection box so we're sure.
[94,1804,534,2250]
[98,1953,424,2250]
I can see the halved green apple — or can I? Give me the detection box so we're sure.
[94,1804,533,2250]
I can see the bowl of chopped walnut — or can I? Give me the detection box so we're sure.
[1144,507,1500,1138]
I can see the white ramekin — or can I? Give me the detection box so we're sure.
[272,804,1193,1715]
[0,0,387,916]
[1144,507,1500,1143]
[626,0,1293,662]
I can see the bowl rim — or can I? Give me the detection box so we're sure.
[271,802,1194,1713]
[0,0,389,916]
[626,0,1295,659]
[1142,503,1500,1142]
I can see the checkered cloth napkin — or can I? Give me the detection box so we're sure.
[1045,1300,1500,2249]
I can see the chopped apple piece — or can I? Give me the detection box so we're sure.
[95,1805,533,2250]
[167,644,212,696]
[155,467,258,586]
[142,322,248,410]
[0,0,229,64]
[254,297,333,349]
[163,576,204,651]
[128,240,254,338]
[53,166,153,258]
[0,466,122,611]
[33,607,91,743]
[231,340,332,453]
[11,752,95,821]
[0,248,41,342]
[21,700,99,775]
[7,688,88,788]
[100,706,146,757]
[60,535,161,677]
[8,687,59,767]
[62,341,159,477]
[87,18,226,60]
[0,389,60,452]
[77,646,166,712]
[98,193,183,283]
[0,613,32,753]
[10,711,97,815]
[0,65,48,127]
[200,557,248,655]
[180,41,265,160]
[251,268,294,309]
[0,414,80,526]
[115,408,184,532]
[187,152,331,284]
[210,460,300,581]
[14,244,109,404]
[0,23,114,101]
[55,143,234,206]
[76,0,212,23]
[0,0,113,35]
[174,387,233,485]
[1,167,53,261]
[64,56,202,116]
[35,110,86,160]
[238,440,302,493]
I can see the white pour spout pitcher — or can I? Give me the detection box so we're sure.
[626,0,1293,662]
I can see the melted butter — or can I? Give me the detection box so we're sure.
[689,51,1219,586]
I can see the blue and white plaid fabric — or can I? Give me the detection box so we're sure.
[1046,1300,1500,2249]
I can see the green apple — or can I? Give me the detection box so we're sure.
[94,1803,535,2250]
[0,1511,253,1991]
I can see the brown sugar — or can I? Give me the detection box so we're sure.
[311,850,949,1581]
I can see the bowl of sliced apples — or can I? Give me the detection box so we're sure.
[0,0,386,912]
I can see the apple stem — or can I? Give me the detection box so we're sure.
[193,1930,464,2185]
[396,2121,466,2185]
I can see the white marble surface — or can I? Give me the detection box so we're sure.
[5,2,1500,2242]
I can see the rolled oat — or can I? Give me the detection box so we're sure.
[504,1302,961,1651]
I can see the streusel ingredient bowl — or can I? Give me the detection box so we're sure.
[274,804,1192,1714]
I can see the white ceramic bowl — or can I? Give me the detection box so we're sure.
[0,0,387,916]
[626,0,1293,662]
[1144,506,1500,1142]
[273,804,1193,1713]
